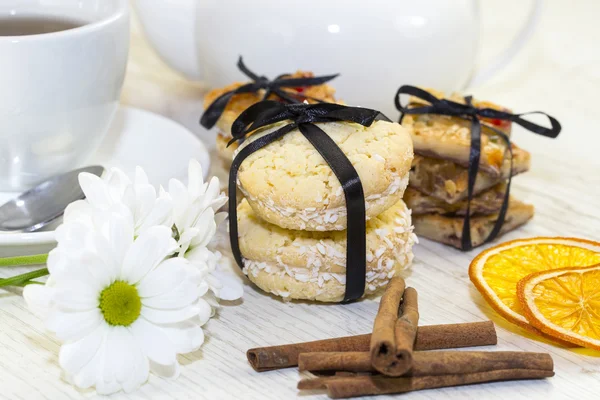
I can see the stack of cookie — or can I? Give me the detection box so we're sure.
[234,119,417,302]
[401,90,534,249]
[203,71,338,167]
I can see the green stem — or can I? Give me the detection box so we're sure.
[0,254,48,267]
[15,280,44,287]
[0,268,49,287]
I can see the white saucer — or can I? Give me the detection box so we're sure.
[0,106,210,257]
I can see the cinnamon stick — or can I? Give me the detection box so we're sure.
[334,372,363,377]
[388,287,419,376]
[370,277,405,374]
[413,321,497,350]
[302,369,554,398]
[299,376,350,390]
[299,352,372,373]
[298,351,553,375]
[247,321,497,372]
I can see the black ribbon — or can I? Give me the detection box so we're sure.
[200,57,339,129]
[228,101,390,302]
[394,85,561,250]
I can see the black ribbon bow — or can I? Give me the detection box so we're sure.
[228,101,390,302]
[394,85,561,250]
[200,57,339,129]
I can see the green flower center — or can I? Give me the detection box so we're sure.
[99,281,142,326]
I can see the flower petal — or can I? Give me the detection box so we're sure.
[130,318,176,366]
[133,184,158,225]
[123,338,149,393]
[62,200,94,225]
[79,173,111,209]
[140,304,199,324]
[121,185,137,216]
[204,177,221,205]
[151,360,180,379]
[187,159,205,198]
[59,323,106,376]
[107,211,134,269]
[53,286,99,311]
[190,209,216,248]
[197,280,210,297]
[195,298,213,326]
[54,220,95,255]
[176,227,199,256]
[70,333,106,390]
[23,284,54,314]
[103,326,136,385]
[214,211,228,228]
[105,168,130,202]
[47,308,103,342]
[137,258,189,298]
[70,251,112,292]
[169,178,190,228]
[204,291,220,309]
[121,226,177,284]
[48,249,109,294]
[138,196,173,232]
[96,375,121,396]
[143,281,198,310]
[75,324,147,394]
[135,166,149,186]
[160,321,204,354]
[205,177,227,211]
[185,246,213,265]
[210,270,244,301]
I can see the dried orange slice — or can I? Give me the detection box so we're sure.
[469,237,600,336]
[518,264,600,350]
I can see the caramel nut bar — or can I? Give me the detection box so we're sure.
[412,199,534,249]
[404,183,506,216]
[409,146,530,204]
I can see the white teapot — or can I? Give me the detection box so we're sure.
[133,0,541,116]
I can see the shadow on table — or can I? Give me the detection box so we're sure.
[0,286,23,299]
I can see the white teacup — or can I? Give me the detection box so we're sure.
[0,0,129,191]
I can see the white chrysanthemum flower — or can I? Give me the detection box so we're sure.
[186,235,244,302]
[67,167,173,235]
[169,160,243,301]
[169,159,227,253]
[23,211,209,395]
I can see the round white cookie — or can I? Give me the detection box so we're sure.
[237,120,413,231]
[238,198,417,302]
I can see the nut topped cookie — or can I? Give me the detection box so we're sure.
[238,198,417,302]
[236,119,413,231]
[203,71,337,137]
[402,88,513,176]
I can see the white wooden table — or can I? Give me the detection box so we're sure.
[2,1,600,398]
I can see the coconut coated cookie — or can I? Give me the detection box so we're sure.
[237,198,417,302]
[236,120,413,231]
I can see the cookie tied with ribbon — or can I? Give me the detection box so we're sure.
[200,57,339,130]
[395,85,562,251]
[227,101,414,303]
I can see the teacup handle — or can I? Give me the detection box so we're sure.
[466,0,543,88]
